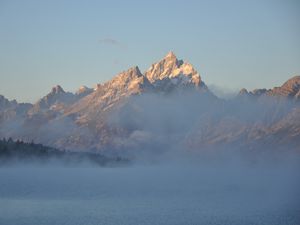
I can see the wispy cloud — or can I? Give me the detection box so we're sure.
[98,38,127,49]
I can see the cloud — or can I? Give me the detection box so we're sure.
[98,38,119,45]
[98,38,126,49]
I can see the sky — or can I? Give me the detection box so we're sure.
[0,0,299,103]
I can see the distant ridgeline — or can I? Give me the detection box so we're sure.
[0,138,128,166]
[0,52,299,154]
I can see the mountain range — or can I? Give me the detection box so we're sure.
[1,52,299,157]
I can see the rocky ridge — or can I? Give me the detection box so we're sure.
[0,52,299,154]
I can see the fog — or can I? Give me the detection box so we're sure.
[1,141,299,224]
[1,90,300,224]
[0,157,299,225]
[208,84,238,99]
[104,90,299,160]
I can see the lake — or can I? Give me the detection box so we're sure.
[0,163,299,225]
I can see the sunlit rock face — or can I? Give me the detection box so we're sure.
[65,66,152,117]
[270,76,300,99]
[145,52,208,92]
[145,52,184,82]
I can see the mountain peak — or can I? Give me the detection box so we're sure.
[238,75,300,100]
[271,75,300,98]
[145,52,183,82]
[238,88,249,95]
[0,95,16,109]
[145,53,205,90]
[78,85,89,91]
[281,76,300,89]
[106,65,146,92]
[164,51,177,59]
[76,86,93,96]
[113,66,143,82]
[51,85,65,95]
[128,66,143,76]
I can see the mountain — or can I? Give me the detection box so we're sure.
[0,95,17,110]
[57,53,214,151]
[65,52,209,117]
[0,52,299,156]
[239,76,300,100]
[145,52,208,92]
[270,76,300,99]
[188,76,300,152]
[29,85,78,114]
[0,95,31,124]
[76,86,93,98]
[66,66,152,117]
[0,95,18,123]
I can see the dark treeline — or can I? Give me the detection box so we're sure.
[0,138,129,166]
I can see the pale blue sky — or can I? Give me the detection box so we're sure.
[0,0,299,102]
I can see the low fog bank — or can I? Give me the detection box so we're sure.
[1,136,299,224]
[2,86,300,156]
[104,91,300,157]
[1,135,300,169]
[1,90,300,169]
[0,160,299,225]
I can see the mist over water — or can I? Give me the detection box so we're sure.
[0,154,299,225]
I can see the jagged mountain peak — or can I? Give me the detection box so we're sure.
[0,95,9,103]
[283,75,300,84]
[0,95,17,109]
[270,75,300,99]
[237,88,267,98]
[76,86,93,95]
[145,52,183,82]
[108,66,144,87]
[239,88,249,95]
[145,52,205,90]
[105,65,151,94]
[29,85,76,113]
[125,66,143,77]
[51,85,65,95]
[164,51,177,60]
[65,66,151,116]
[280,75,300,91]
[115,66,142,79]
